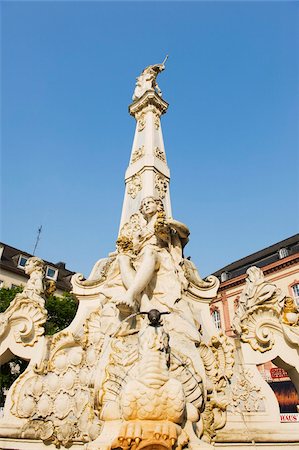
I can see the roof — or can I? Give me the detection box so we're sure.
[0,242,76,292]
[213,234,299,280]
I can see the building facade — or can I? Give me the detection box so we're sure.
[211,234,299,335]
[0,242,75,295]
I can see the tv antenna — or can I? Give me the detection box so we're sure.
[33,225,42,255]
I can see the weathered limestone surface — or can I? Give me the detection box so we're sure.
[1,63,299,450]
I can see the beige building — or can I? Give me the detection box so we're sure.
[0,242,75,295]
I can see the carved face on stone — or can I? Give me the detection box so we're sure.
[140,196,164,219]
[25,257,44,275]
[141,197,158,217]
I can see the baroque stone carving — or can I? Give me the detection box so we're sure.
[131,145,144,164]
[233,266,299,351]
[72,256,116,288]
[0,199,234,450]
[182,258,219,291]
[154,112,160,130]
[133,56,168,101]
[155,173,168,199]
[10,330,102,447]
[127,174,142,199]
[0,257,47,350]
[154,146,166,162]
[281,296,299,326]
[136,112,146,132]
[199,332,234,443]
[229,368,265,413]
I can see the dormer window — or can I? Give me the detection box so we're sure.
[221,271,229,282]
[278,247,289,259]
[46,266,58,281]
[17,255,28,269]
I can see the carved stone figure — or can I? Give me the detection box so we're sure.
[21,257,47,305]
[132,56,168,101]
[116,197,189,309]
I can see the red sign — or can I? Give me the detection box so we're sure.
[270,368,289,379]
[280,413,299,423]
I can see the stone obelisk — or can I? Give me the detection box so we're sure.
[119,59,172,231]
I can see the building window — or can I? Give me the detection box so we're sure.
[221,271,229,282]
[46,266,58,281]
[17,255,28,269]
[292,284,299,306]
[278,247,289,259]
[212,309,221,330]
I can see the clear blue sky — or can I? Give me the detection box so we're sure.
[2,1,299,278]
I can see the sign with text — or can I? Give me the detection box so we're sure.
[280,413,299,423]
[270,367,289,379]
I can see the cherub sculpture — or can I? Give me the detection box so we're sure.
[17,257,47,306]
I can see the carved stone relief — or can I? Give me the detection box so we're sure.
[155,173,168,199]
[199,332,234,442]
[131,145,145,164]
[127,174,142,199]
[154,146,166,162]
[136,112,146,132]
[233,266,299,352]
[228,368,265,413]
[154,112,160,130]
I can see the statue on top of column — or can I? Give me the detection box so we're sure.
[132,55,168,101]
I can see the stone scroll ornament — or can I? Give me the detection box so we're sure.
[233,266,299,352]
[0,257,48,352]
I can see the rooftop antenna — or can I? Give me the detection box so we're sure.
[33,225,42,255]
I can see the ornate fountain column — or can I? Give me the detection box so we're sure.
[119,67,172,230]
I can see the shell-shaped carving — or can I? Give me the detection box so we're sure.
[39,420,54,440]
[46,373,60,393]
[79,368,90,386]
[68,347,83,366]
[20,396,36,417]
[32,377,43,397]
[56,420,76,444]
[62,369,76,390]
[37,394,52,417]
[53,352,68,372]
[74,390,90,417]
[86,346,97,366]
[54,392,72,419]
[13,301,47,346]
[240,304,281,352]
[84,310,105,346]
[25,376,41,397]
